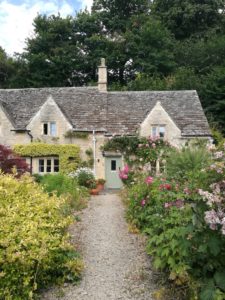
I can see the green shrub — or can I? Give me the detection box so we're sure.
[69,167,96,189]
[0,173,83,299]
[166,146,211,185]
[38,173,88,211]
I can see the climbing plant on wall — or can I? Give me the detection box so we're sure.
[102,136,172,166]
[14,143,81,174]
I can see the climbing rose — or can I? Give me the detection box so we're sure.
[123,164,129,174]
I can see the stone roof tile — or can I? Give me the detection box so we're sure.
[0,87,211,136]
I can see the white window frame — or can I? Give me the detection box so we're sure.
[38,157,59,174]
[151,125,166,139]
[42,122,57,136]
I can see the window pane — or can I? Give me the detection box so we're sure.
[152,127,157,137]
[50,122,56,136]
[43,123,48,135]
[54,159,59,172]
[111,160,116,171]
[159,126,165,138]
[39,159,44,173]
[47,160,51,173]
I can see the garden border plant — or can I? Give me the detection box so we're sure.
[124,142,225,300]
[0,173,84,299]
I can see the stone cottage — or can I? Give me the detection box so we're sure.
[0,59,211,188]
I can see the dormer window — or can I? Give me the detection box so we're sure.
[43,122,57,136]
[151,125,166,139]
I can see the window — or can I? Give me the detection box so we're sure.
[54,159,59,172]
[39,159,44,173]
[159,126,165,138]
[46,159,52,172]
[50,122,56,136]
[43,123,48,135]
[43,122,57,136]
[152,126,157,137]
[111,160,116,171]
[151,125,166,139]
[38,158,59,173]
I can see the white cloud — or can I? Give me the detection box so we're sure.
[80,0,93,11]
[0,0,74,55]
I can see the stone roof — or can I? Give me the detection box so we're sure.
[0,87,211,137]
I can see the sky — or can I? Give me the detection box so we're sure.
[0,0,93,55]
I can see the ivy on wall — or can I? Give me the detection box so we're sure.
[64,130,89,139]
[14,143,81,174]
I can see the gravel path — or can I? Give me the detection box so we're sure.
[42,193,155,300]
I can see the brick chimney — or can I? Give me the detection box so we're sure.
[98,58,107,92]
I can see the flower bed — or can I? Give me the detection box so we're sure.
[125,143,225,299]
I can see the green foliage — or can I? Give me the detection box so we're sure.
[64,130,89,139]
[151,0,224,39]
[14,143,81,174]
[0,47,15,88]
[127,17,176,76]
[103,136,172,166]
[166,145,212,184]
[125,144,225,299]
[38,173,88,211]
[0,173,83,299]
[70,167,96,189]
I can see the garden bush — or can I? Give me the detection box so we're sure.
[69,167,96,189]
[38,173,88,211]
[0,144,30,176]
[125,143,225,299]
[0,173,83,300]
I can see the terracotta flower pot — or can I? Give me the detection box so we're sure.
[90,188,99,195]
[97,184,104,191]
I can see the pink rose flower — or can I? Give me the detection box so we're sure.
[145,176,154,185]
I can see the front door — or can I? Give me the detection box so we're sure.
[105,156,123,189]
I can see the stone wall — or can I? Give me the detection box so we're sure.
[140,101,184,147]
[0,107,30,146]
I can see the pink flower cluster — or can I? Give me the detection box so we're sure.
[119,164,129,180]
[205,209,225,234]
[164,199,184,209]
[145,176,154,185]
[198,186,222,207]
[199,181,225,235]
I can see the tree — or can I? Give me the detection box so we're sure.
[22,14,87,87]
[0,47,15,88]
[0,145,30,176]
[127,17,176,76]
[151,0,225,39]
[199,66,225,134]
[92,0,150,33]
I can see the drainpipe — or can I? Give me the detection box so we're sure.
[27,130,33,175]
[92,130,96,177]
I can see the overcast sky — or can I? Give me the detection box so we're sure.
[0,0,93,56]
